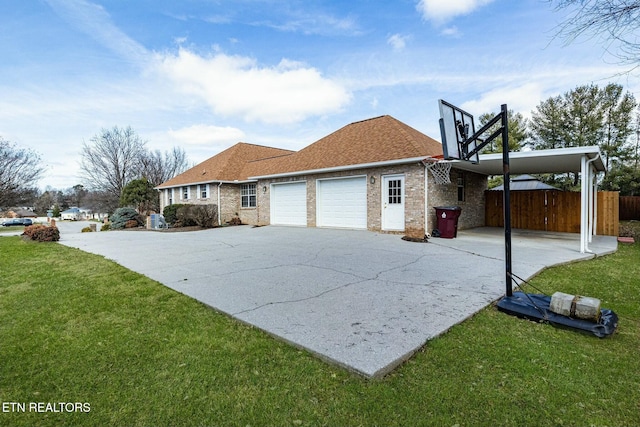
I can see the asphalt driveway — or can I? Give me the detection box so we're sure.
[57,223,617,377]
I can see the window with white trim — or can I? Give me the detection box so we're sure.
[167,188,173,205]
[241,184,256,208]
[387,179,402,204]
[457,173,465,202]
[182,186,190,200]
[199,184,209,199]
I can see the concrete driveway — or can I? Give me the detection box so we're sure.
[57,223,617,377]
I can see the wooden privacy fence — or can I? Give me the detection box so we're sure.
[620,196,640,220]
[485,190,619,236]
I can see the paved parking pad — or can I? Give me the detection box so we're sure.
[58,224,617,377]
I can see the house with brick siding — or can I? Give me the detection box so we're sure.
[157,115,487,238]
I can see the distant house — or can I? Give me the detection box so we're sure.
[5,208,37,218]
[490,174,559,191]
[60,207,94,221]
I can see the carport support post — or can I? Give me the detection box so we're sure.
[500,104,513,297]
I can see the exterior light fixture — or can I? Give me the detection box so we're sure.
[370,176,376,184]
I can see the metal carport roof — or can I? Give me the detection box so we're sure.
[449,146,606,175]
[447,146,606,254]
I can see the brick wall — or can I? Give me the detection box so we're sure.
[161,164,487,235]
[257,163,428,237]
[426,168,486,233]
[158,183,255,225]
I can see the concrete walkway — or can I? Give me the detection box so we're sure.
[56,224,617,377]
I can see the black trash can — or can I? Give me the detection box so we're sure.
[433,206,462,238]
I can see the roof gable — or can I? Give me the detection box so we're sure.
[247,115,443,177]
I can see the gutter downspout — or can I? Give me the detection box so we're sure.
[424,162,429,237]
[217,182,222,226]
[587,154,600,246]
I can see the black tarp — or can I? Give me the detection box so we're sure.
[496,292,618,337]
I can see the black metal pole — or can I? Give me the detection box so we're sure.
[501,104,513,297]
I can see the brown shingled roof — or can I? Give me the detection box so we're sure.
[158,115,443,187]
[246,115,443,177]
[157,143,294,188]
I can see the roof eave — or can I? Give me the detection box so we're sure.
[155,178,258,190]
[452,146,606,175]
[249,156,429,180]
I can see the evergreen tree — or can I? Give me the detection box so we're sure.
[529,83,637,186]
[600,164,640,196]
[600,83,637,170]
[120,178,157,214]
[478,109,527,154]
[561,84,603,149]
[529,95,566,150]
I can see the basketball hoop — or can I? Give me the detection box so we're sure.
[423,158,452,185]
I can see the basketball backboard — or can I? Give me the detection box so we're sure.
[438,99,479,164]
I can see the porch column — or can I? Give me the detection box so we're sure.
[589,167,598,243]
[581,155,600,253]
[580,155,588,253]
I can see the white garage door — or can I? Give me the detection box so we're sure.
[317,176,367,229]
[270,182,307,226]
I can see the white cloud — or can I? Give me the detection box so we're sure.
[263,12,361,36]
[45,0,149,62]
[387,34,409,51]
[416,0,495,24]
[460,82,544,118]
[440,26,461,37]
[157,48,351,124]
[168,124,246,146]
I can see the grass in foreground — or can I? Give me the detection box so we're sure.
[0,237,638,427]
[0,225,25,233]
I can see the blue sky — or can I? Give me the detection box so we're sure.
[1,0,638,190]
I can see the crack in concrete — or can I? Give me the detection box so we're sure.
[231,276,371,316]
[231,252,427,316]
[428,240,504,261]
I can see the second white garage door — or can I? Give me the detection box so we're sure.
[317,176,367,229]
[270,181,307,226]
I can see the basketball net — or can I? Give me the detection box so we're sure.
[423,158,452,185]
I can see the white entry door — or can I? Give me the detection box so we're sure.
[382,175,405,231]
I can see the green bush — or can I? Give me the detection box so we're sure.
[81,227,93,233]
[110,207,143,230]
[101,223,111,231]
[22,225,60,242]
[163,204,186,226]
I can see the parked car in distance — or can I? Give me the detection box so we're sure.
[1,218,33,227]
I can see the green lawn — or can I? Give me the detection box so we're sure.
[0,236,638,427]
[0,225,25,233]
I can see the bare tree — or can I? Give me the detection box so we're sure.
[550,0,640,67]
[139,146,189,187]
[0,138,45,207]
[80,126,146,200]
